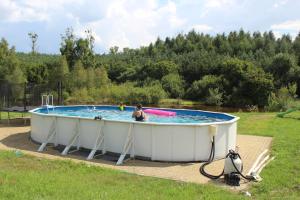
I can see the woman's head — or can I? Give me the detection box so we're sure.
[136,104,142,110]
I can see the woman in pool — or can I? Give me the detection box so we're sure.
[132,104,148,121]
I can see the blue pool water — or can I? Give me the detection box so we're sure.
[34,106,234,124]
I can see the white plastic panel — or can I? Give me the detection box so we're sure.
[133,124,152,157]
[31,115,54,143]
[56,117,78,146]
[78,119,101,149]
[103,121,130,153]
[171,126,195,161]
[151,126,172,160]
[30,113,238,162]
[194,126,211,161]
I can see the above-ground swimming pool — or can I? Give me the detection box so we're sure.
[30,105,239,164]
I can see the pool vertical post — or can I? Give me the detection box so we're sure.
[116,123,134,165]
[193,126,197,161]
[87,121,105,160]
[61,119,80,155]
[37,117,57,152]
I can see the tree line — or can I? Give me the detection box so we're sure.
[1,29,300,110]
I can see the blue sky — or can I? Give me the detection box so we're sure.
[0,0,300,54]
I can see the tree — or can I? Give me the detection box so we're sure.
[268,53,299,88]
[0,38,26,103]
[109,46,119,55]
[69,61,87,89]
[75,38,95,68]
[162,73,184,98]
[179,50,223,84]
[28,32,38,54]
[276,34,292,53]
[56,56,69,82]
[213,34,231,54]
[60,28,96,69]
[141,60,178,80]
[293,32,300,65]
[221,58,274,106]
[60,28,76,69]
[94,67,110,88]
[188,75,224,100]
[5,67,27,102]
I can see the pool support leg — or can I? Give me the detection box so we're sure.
[116,123,134,165]
[37,118,57,152]
[87,121,105,160]
[61,120,80,155]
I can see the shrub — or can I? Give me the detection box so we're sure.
[221,58,274,107]
[161,73,184,98]
[128,87,151,104]
[205,88,223,106]
[88,87,110,104]
[187,75,223,100]
[109,84,132,103]
[66,88,93,104]
[145,83,167,104]
[266,84,298,111]
[105,82,166,105]
[246,105,259,112]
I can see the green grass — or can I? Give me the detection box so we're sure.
[0,112,299,199]
[159,98,202,106]
[235,112,300,199]
[0,111,29,120]
[0,152,242,200]
[282,110,300,120]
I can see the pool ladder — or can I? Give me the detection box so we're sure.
[41,94,54,113]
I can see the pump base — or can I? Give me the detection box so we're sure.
[224,173,240,186]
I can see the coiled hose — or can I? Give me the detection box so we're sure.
[199,136,224,179]
[199,137,253,181]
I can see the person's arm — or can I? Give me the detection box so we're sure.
[132,111,136,118]
[143,112,148,120]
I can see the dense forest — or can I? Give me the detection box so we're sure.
[1,28,300,110]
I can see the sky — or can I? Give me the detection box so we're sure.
[0,0,300,54]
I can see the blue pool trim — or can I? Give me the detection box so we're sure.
[30,105,238,126]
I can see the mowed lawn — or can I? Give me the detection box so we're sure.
[0,112,299,199]
[0,111,30,120]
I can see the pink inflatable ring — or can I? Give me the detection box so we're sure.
[144,109,176,116]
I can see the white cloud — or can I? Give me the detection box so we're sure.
[0,0,84,22]
[273,0,288,8]
[199,0,236,18]
[0,0,48,22]
[2,0,299,53]
[190,24,213,32]
[159,1,186,28]
[70,0,187,50]
[0,0,188,51]
[271,20,300,31]
[205,0,235,8]
[271,20,300,39]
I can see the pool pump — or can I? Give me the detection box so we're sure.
[199,135,254,186]
[223,150,244,186]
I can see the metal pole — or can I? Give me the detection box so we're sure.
[23,83,27,111]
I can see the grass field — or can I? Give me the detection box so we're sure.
[159,98,202,106]
[0,111,30,120]
[0,112,299,199]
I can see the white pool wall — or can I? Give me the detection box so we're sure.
[30,106,239,162]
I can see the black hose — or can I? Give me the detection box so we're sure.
[199,139,253,181]
[199,136,224,179]
[230,154,253,181]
